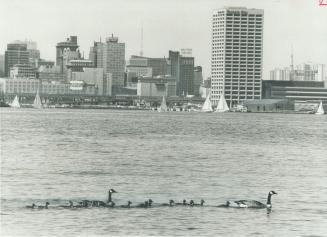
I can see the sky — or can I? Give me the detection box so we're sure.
[1,0,327,80]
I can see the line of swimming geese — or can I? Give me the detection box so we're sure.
[26,189,278,210]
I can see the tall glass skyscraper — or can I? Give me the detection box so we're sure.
[211,7,264,106]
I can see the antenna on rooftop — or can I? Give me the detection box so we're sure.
[140,27,144,57]
[290,45,294,80]
[291,45,294,70]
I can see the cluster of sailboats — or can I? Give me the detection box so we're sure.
[201,93,230,113]
[157,93,230,113]
[9,90,43,109]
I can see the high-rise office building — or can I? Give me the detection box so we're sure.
[147,57,170,77]
[89,41,103,67]
[56,36,80,73]
[7,40,41,69]
[0,55,4,77]
[4,42,29,77]
[169,50,194,96]
[211,7,264,106]
[104,35,125,87]
[92,35,125,88]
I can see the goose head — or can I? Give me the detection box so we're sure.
[109,189,117,193]
[269,191,277,195]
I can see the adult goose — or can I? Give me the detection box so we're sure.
[219,191,278,209]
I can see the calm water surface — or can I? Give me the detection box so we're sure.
[1,108,327,236]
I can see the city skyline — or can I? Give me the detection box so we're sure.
[1,0,327,80]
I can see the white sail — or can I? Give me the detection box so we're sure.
[215,94,229,112]
[10,95,21,108]
[158,96,168,112]
[201,93,213,112]
[315,102,324,115]
[33,90,43,109]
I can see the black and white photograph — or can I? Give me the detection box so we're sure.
[0,0,326,236]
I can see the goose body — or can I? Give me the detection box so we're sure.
[221,191,277,209]
[91,200,107,207]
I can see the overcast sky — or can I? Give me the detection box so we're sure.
[1,0,327,79]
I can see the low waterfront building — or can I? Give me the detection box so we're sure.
[69,80,96,95]
[0,78,41,94]
[137,75,176,97]
[0,78,97,96]
[243,99,294,112]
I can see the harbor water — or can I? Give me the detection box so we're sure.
[1,108,326,236]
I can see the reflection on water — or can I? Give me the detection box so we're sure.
[1,108,327,236]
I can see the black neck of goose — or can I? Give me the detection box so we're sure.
[267,193,272,205]
[108,191,112,203]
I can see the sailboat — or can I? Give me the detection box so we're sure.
[215,94,229,112]
[33,90,43,109]
[315,101,324,115]
[201,92,213,112]
[10,95,21,108]
[158,96,168,112]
